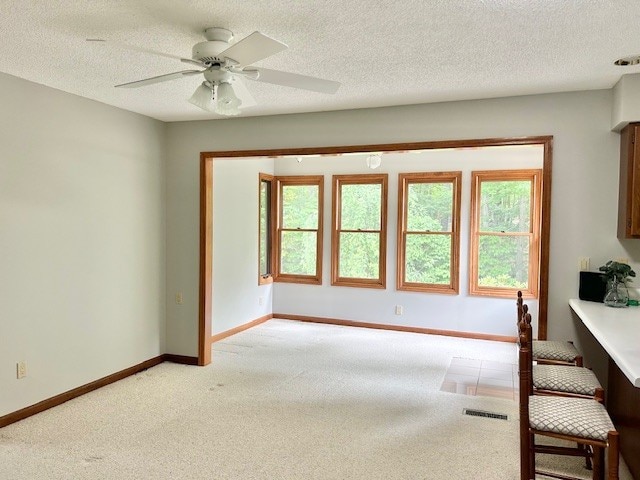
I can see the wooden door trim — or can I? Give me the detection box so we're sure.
[198,136,553,364]
[538,138,552,339]
[199,156,213,365]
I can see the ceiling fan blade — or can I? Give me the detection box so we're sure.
[89,39,206,80]
[115,70,203,88]
[231,78,257,108]
[249,68,340,94]
[87,38,196,65]
[219,31,288,66]
[181,58,206,67]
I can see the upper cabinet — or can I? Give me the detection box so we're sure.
[618,122,640,238]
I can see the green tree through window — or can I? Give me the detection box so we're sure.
[397,172,461,293]
[276,176,323,284]
[470,170,541,298]
[258,173,273,285]
[332,174,388,288]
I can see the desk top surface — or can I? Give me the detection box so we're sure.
[569,298,640,387]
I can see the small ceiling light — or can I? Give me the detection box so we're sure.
[296,156,303,163]
[615,55,640,66]
[215,82,241,116]
[188,82,215,111]
[366,153,382,169]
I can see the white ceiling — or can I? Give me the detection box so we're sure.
[2,0,640,122]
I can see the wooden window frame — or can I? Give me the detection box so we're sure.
[469,169,542,299]
[397,172,462,294]
[258,173,275,285]
[274,175,324,285]
[331,174,388,289]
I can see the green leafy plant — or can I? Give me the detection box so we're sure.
[599,260,636,284]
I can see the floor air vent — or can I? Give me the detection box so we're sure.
[463,408,508,420]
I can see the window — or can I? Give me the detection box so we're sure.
[397,172,461,294]
[258,173,274,285]
[332,174,388,288]
[275,176,323,284]
[469,169,542,298]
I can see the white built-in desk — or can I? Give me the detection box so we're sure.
[569,298,640,387]
[569,298,640,478]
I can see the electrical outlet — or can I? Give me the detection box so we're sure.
[579,257,590,271]
[259,296,264,306]
[395,305,403,315]
[175,292,183,305]
[16,361,26,379]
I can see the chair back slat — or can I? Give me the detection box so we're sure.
[518,318,533,479]
[518,317,533,399]
[516,290,523,325]
[522,309,532,356]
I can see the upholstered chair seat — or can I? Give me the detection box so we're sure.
[529,395,614,442]
[533,364,602,397]
[533,340,581,364]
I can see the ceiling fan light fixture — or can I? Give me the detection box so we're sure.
[215,82,242,116]
[366,153,382,169]
[189,82,215,111]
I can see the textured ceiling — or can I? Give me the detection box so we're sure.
[2,0,640,122]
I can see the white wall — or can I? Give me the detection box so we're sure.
[271,146,542,336]
[165,90,640,375]
[212,158,274,334]
[612,73,640,131]
[0,73,166,416]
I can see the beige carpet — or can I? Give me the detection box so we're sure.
[0,320,632,479]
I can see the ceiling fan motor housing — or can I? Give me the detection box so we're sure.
[193,27,234,64]
[192,41,229,64]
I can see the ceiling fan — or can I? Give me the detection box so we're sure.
[101,27,341,116]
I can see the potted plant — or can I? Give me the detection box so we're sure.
[599,260,636,307]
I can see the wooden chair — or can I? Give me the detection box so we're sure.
[519,318,620,480]
[522,306,604,403]
[523,309,604,472]
[517,291,583,366]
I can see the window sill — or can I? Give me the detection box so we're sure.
[331,279,386,289]
[274,275,322,285]
[469,287,537,299]
[397,284,459,295]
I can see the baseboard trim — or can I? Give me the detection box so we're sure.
[164,354,199,365]
[274,313,517,343]
[0,355,165,429]
[0,312,512,429]
[211,314,273,344]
